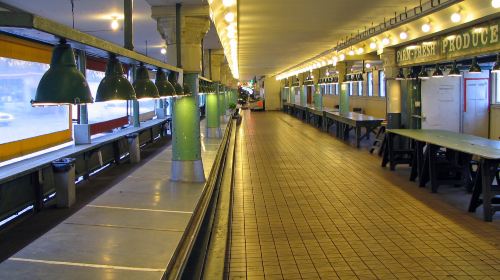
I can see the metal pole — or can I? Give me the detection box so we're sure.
[175,3,182,68]
[76,50,88,125]
[124,0,134,51]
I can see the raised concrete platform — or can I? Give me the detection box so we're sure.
[0,120,227,279]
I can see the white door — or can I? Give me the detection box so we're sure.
[463,71,490,138]
[421,76,461,132]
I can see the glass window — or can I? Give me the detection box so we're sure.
[0,57,69,144]
[85,69,128,124]
[495,73,500,103]
[379,70,386,97]
[367,72,373,96]
[358,81,363,96]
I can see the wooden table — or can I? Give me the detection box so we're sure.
[324,111,384,148]
[305,106,324,128]
[383,129,500,221]
[293,104,308,121]
[283,102,294,114]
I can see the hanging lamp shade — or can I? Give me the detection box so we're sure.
[418,67,429,79]
[469,57,482,73]
[133,63,159,99]
[448,61,461,77]
[32,40,93,106]
[396,68,405,80]
[432,64,444,78]
[168,72,184,96]
[406,68,418,80]
[155,68,175,97]
[492,54,500,73]
[183,83,192,96]
[95,54,136,102]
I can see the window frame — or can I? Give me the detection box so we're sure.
[0,34,73,161]
[379,70,386,97]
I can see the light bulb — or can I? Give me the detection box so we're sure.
[225,12,235,23]
[348,50,355,56]
[422,23,431,33]
[382,37,390,45]
[339,54,345,61]
[357,47,364,54]
[161,47,167,55]
[223,0,235,7]
[451,12,461,23]
[110,18,119,30]
[493,0,500,8]
[369,42,377,49]
[365,63,371,68]
[399,31,408,40]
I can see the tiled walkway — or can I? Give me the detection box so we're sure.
[226,111,500,280]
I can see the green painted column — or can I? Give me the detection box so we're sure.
[206,84,221,138]
[314,85,323,110]
[339,83,350,114]
[171,73,204,182]
[219,85,226,123]
[300,86,307,106]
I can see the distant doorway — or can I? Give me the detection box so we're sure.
[307,86,313,105]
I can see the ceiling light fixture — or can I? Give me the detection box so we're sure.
[348,49,355,56]
[339,53,345,61]
[160,47,167,55]
[493,0,500,8]
[418,67,430,80]
[369,42,377,49]
[382,37,390,45]
[357,47,364,54]
[448,61,461,76]
[399,31,408,40]
[32,39,93,106]
[223,0,235,7]
[133,63,160,99]
[224,12,235,23]
[395,68,405,80]
[421,22,431,33]
[96,54,136,102]
[110,17,119,31]
[469,57,482,73]
[451,12,462,23]
[365,63,371,68]
[492,54,500,72]
[432,64,444,78]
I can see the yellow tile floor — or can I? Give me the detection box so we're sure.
[226,111,500,280]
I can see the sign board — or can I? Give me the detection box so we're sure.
[397,20,500,66]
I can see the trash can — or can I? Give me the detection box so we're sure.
[52,158,76,208]
[126,133,140,163]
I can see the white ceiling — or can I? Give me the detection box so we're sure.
[0,0,221,62]
[239,0,418,80]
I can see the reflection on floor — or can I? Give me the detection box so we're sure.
[226,110,500,279]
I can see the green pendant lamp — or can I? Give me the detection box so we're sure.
[432,64,444,78]
[492,54,500,73]
[168,71,184,96]
[95,54,136,102]
[395,68,405,80]
[469,57,482,73]
[133,63,160,99]
[448,61,461,77]
[418,67,430,80]
[32,39,93,106]
[155,68,175,98]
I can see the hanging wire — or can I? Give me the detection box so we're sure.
[70,0,75,29]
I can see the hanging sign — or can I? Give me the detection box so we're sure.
[397,19,500,66]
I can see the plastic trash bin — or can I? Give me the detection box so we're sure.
[52,158,76,208]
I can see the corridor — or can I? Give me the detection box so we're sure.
[226,111,500,279]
